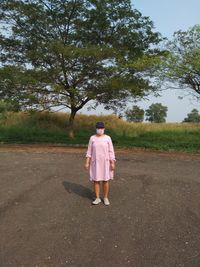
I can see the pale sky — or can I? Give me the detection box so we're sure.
[82,0,200,122]
[130,0,200,122]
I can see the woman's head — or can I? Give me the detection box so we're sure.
[95,121,105,136]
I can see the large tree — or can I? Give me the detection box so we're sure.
[0,0,162,137]
[183,109,200,123]
[145,103,168,123]
[158,25,200,101]
[125,105,144,122]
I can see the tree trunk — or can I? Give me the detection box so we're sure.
[68,109,76,139]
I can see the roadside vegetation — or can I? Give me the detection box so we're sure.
[0,111,200,153]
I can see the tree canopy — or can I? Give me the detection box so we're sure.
[125,105,144,122]
[183,109,200,123]
[0,0,162,136]
[159,25,200,101]
[145,103,168,123]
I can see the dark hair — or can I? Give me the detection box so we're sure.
[96,121,105,128]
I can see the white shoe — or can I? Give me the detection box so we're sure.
[92,198,101,205]
[103,198,110,205]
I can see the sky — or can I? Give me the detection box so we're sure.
[81,0,200,122]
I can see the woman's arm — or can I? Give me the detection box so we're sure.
[85,157,91,170]
[108,136,116,170]
[110,159,116,171]
[85,136,93,170]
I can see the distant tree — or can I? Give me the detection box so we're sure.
[183,109,200,122]
[145,103,168,123]
[0,0,162,138]
[0,99,20,113]
[158,25,200,101]
[125,105,144,122]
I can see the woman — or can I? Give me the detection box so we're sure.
[85,121,116,205]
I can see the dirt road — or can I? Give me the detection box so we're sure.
[0,145,200,267]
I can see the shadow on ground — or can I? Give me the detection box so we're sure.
[62,181,94,200]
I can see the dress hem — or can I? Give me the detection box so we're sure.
[90,178,113,182]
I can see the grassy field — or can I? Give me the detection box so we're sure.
[0,111,200,152]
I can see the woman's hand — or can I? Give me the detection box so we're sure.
[110,161,115,171]
[84,163,90,170]
[84,157,91,170]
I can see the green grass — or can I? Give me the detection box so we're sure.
[0,111,200,153]
[0,125,91,144]
[113,130,200,152]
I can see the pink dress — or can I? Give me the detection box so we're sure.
[86,134,116,181]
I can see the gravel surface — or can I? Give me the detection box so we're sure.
[0,145,200,267]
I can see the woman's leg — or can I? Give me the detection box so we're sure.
[103,181,109,198]
[94,181,100,198]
